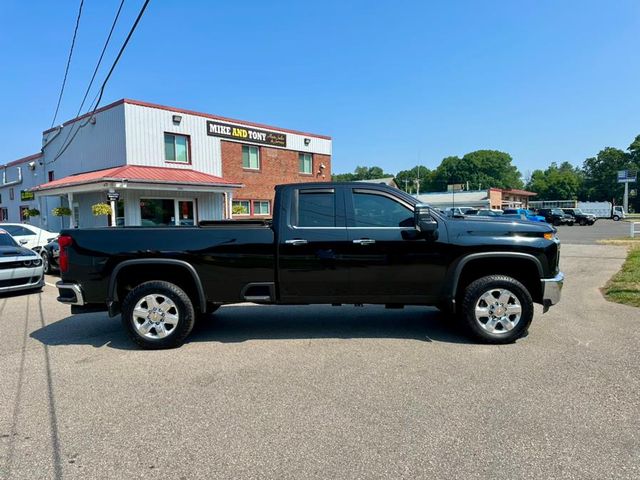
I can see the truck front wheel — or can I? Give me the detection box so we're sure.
[459,275,533,344]
[122,281,196,349]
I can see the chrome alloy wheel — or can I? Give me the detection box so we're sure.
[132,294,179,339]
[474,288,522,335]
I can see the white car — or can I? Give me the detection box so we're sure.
[0,223,58,251]
[0,229,44,294]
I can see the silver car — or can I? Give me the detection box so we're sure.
[0,228,44,294]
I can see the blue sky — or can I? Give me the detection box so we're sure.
[1,0,638,175]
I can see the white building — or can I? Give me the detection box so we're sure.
[0,99,331,231]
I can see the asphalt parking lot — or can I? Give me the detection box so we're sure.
[554,218,632,244]
[1,244,639,479]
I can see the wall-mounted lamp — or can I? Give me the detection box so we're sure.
[89,116,96,125]
[172,115,182,125]
[304,138,311,146]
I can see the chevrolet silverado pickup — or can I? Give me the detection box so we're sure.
[56,182,564,349]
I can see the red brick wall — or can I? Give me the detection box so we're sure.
[221,140,331,216]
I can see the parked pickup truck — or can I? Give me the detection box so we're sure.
[56,182,564,349]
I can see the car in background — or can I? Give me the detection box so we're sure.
[561,208,596,226]
[0,228,44,294]
[0,223,58,251]
[40,239,60,274]
[472,209,503,217]
[502,208,546,222]
[444,207,477,217]
[537,208,575,226]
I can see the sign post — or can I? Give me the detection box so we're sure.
[106,191,120,227]
[618,170,637,214]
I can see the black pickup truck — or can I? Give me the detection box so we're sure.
[56,182,564,349]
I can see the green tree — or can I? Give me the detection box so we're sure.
[526,162,583,200]
[581,147,635,203]
[332,165,392,182]
[431,150,523,191]
[394,165,432,194]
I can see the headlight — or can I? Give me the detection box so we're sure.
[32,257,42,266]
[23,260,32,267]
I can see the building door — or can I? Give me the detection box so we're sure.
[176,200,196,226]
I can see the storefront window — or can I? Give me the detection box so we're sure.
[140,199,195,226]
[242,146,260,169]
[140,199,175,226]
[164,133,190,163]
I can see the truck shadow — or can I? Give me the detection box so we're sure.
[30,305,474,350]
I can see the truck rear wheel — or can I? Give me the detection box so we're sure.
[122,281,196,349]
[459,275,533,344]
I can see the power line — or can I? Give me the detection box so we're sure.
[47,0,152,165]
[77,0,127,117]
[53,0,127,163]
[50,0,85,128]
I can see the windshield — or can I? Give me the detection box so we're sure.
[573,209,583,214]
[0,232,19,247]
[552,209,564,215]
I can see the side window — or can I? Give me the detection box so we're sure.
[352,191,413,228]
[297,191,336,227]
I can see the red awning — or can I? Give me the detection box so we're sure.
[32,165,241,191]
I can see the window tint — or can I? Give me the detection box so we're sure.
[0,232,18,247]
[297,191,335,227]
[353,192,413,227]
[2,225,34,236]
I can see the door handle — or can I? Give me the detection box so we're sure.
[353,238,376,245]
[285,239,308,246]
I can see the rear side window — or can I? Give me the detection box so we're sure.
[352,191,413,227]
[297,191,336,227]
[2,225,34,236]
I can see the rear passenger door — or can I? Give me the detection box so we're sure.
[277,187,351,303]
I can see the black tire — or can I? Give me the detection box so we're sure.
[121,281,195,349]
[459,275,534,344]
[613,215,620,221]
[567,221,574,226]
[40,251,51,275]
[553,219,561,226]
[579,219,587,226]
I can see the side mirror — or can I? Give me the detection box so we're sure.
[414,204,438,236]
[19,239,29,245]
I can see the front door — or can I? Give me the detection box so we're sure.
[344,187,447,303]
[278,187,352,303]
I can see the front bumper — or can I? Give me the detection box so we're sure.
[0,266,44,293]
[541,272,564,312]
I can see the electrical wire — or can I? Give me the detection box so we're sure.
[53,0,127,163]
[50,0,85,128]
[47,0,151,166]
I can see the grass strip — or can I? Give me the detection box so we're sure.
[604,245,640,307]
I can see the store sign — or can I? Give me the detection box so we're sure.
[617,170,637,183]
[206,120,287,147]
[20,190,35,201]
[106,192,120,202]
